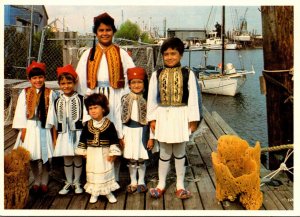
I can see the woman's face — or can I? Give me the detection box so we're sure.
[96,23,114,47]
[163,48,182,68]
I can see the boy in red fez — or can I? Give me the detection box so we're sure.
[47,64,87,195]
[12,61,57,194]
[121,67,155,194]
[76,12,135,183]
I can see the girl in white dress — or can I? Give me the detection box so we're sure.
[12,61,56,194]
[48,64,86,195]
[121,67,154,194]
[75,93,121,204]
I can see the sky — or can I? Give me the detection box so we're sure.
[45,5,262,36]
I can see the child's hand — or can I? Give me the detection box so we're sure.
[150,120,156,133]
[147,139,154,150]
[189,121,199,133]
[119,138,125,150]
[107,155,117,162]
[21,128,26,142]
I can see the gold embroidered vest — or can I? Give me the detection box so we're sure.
[25,87,50,119]
[158,67,186,106]
[121,93,147,125]
[87,44,124,89]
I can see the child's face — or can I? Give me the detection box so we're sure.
[129,79,144,94]
[163,48,182,68]
[88,105,104,121]
[29,75,45,89]
[59,77,75,96]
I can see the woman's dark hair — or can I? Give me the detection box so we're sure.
[58,73,77,84]
[84,93,110,116]
[160,37,185,55]
[92,17,117,34]
[90,16,117,61]
[28,68,45,79]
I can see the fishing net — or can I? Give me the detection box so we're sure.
[211,135,263,210]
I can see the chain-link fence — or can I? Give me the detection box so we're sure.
[4,25,162,125]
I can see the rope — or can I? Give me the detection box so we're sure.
[260,149,293,187]
[261,144,293,152]
[262,71,293,103]
[263,68,293,74]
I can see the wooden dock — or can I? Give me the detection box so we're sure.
[4,106,293,211]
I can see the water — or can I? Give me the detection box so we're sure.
[182,49,268,147]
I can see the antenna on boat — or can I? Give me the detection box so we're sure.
[221,5,225,75]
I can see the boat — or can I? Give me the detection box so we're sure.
[184,36,205,50]
[198,63,255,96]
[196,6,255,96]
[225,42,238,50]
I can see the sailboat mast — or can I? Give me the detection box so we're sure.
[221,5,225,75]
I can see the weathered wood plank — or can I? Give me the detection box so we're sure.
[187,139,222,210]
[184,145,205,210]
[198,122,218,152]
[273,189,293,210]
[261,185,285,210]
[85,195,107,210]
[212,111,238,135]
[195,134,216,186]
[125,191,145,210]
[4,126,18,142]
[192,163,223,210]
[145,179,164,210]
[31,179,61,209]
[164,182,184,210]
[183,166,204,210]
[202,106,224,139]
[68,193,90,209]
[105,182,127,210]
[49,194,72,209]
[4,137,16,152]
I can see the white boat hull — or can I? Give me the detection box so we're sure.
[198,74,246,96]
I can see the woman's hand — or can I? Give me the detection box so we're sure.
[21,128,26,142]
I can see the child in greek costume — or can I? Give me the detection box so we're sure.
[121,67,154,193]
[75,93,121,204]
[12,61,56,194]
[147,37,203,199]
[48,64,87,195]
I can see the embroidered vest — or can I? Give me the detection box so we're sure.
[86,44,124,89]
[25,87,50,119]
[156,67,190,106]
[54,93,84,133]
[121,93,147,125]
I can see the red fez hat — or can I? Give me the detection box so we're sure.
[94,12,114,23]
[26,61,46,75]
[56,64,78,79]
[127,67,146,81]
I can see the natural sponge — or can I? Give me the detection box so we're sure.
[211,135,262,210]
[4,146,31,209]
